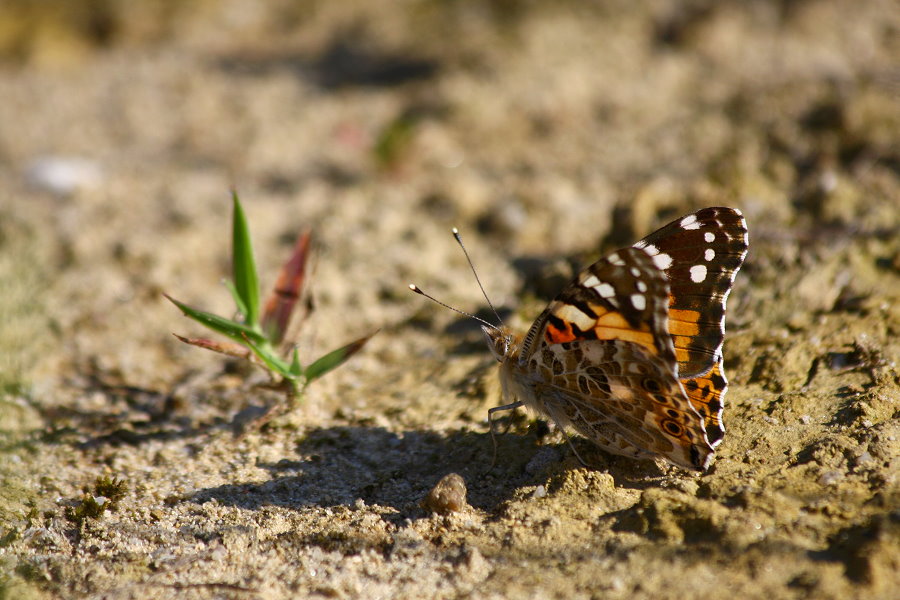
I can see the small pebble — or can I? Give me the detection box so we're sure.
[818,470,844,486]
[422,473,468,514]
[854,451,874,466]
[26,156,103,196]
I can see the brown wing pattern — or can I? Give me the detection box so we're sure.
[531,339,714,470]
[633,207,748,451]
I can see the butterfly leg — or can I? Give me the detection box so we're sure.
[487,401,524,469]
[540,405,603,470]
[559,429,605,470]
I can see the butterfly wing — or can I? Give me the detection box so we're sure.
[633,206,749,378]
[520,247,676,364]
[683,361,728,446]
[633,207,748,447]
[517,247,713,470]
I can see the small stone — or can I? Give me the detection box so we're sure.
[532,485,547,499]
[819,470,844,486]
[26,156,103,196]
[854,451,874,466]
[422,473,468,514]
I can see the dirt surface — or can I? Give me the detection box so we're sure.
[1,1,899,599]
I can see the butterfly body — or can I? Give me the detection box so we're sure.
[483,207,749,471]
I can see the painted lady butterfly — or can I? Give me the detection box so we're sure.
[475,207,749,471]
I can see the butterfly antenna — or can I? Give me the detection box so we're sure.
[408,284,500,331]
[452,227,504,327]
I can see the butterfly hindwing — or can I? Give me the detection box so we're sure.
[536,339,714,470]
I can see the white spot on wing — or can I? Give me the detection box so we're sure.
[705,248,715,261]
[582,274,601,288]
[690,264,707,282]
[630,294,646,310]
[636,281,648,292]
[680,214,700,230]
[705,231,715,243]
[557,303,599,331]
[640,244,659,256]
[652,253,673,270]
[596,283,616,298]
[607,253,625,266]
[630,267,641,277]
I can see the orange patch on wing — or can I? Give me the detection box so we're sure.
[545,322,576,344]
[597,328,657,356]
[672,335,693,365]
[683,364,725,429]
[668,308,701,336]
[595,311,632,331]
[611,330,658,355]
[592,311,657,354]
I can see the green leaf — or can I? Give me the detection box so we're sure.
[304,331,377,382]
[231,191,260,327]
[241,333,292,378]
[224,279,249,320]
[165,294,267,346]
[289,347,304,377]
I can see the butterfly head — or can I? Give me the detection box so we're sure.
[482,325,518,362]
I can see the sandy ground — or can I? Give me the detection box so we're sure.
[1,1,899,598]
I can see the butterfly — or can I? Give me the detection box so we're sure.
[478,207,749,471]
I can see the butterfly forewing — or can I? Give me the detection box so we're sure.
[683,359,728,447]
[633,206,749,379]
[521,248,675,365]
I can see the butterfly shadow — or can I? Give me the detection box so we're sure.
[188,425,530,515]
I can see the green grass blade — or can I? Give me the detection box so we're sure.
[231,191,260,327]
[165,294,267,345]
[241,334,292,378]
[224,279,249,320]
[289,347,304,377]
[304,331,377,382]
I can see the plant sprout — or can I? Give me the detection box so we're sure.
[166,192,374,406]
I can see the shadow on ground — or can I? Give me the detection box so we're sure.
[188,424,669,516]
